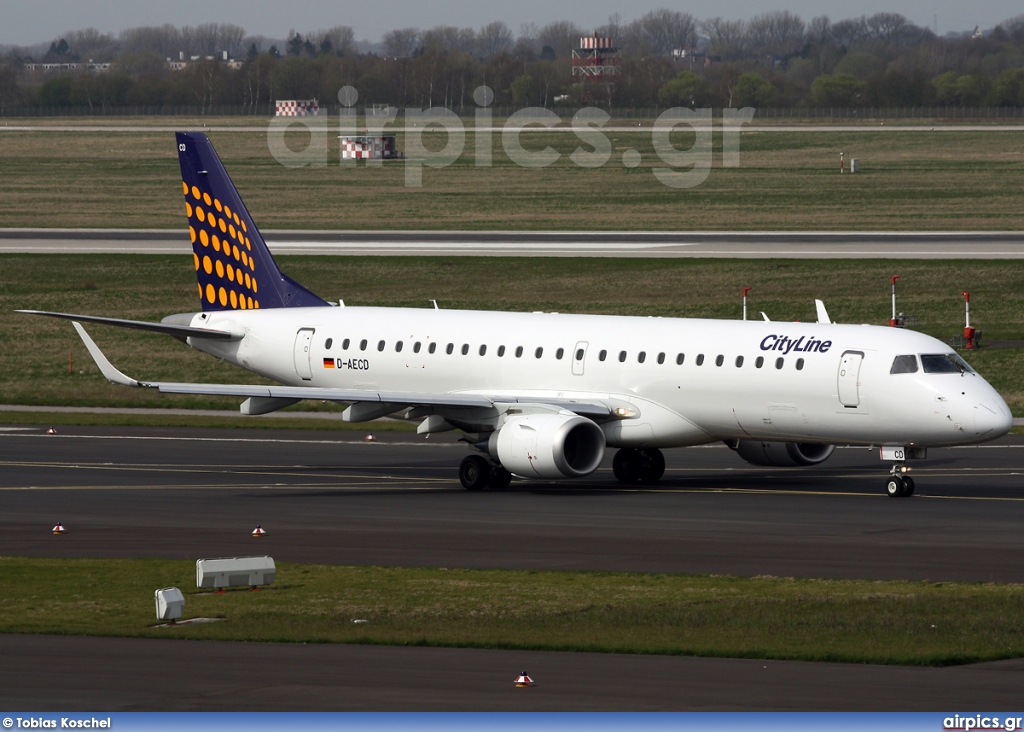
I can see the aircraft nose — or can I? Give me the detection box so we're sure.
[975,397,1013,438]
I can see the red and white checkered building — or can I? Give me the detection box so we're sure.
[275,100,320,117]
[340,135,398,160]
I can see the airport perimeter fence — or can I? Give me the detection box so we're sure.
[2,104,1024,120]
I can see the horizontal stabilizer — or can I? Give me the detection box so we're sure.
[18,310,239,340]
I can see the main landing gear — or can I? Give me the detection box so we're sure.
[612,448,665,484]
[459,454,512,491]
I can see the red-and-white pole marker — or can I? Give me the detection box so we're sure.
[742,287,751,321]
[889,275,900,327]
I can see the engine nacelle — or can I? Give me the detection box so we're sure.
[729,440,835,467]
[489,413,606,479]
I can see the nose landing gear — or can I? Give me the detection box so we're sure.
[885,467,915,498]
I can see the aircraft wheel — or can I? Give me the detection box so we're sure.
[460,455,490,491]
[488,465,513,490]
[885,476,906,498]
[902,476,915,497]
[613,448,643,484]
[638,448,666,483]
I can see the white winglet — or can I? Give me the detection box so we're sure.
[815,299,832,324]
[760,312,771,322]
[72,322,147,388]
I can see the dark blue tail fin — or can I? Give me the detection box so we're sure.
[176,131,328,311]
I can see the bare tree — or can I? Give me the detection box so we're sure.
[65,28,118,61]
[806,16,832,46]
[633,9,697,56]
[514,23,540,57]
[193,23,222,57]
[119,25,179,58]
[421,25,475,54]
[307,26,356,56]
[218,24,246,58]
[538,20,583,59]
[703,17,748,60]
[477,21,513,58]
[746,10,806,59]
[382,27,420,57]
[831,17,867,47]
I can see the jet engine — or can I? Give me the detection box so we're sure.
[729,440,835,467]
[488,413,605,479]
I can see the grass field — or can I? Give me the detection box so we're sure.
[1,126,1023,230]
[3,556,1024,666]
[3,255,1023,414]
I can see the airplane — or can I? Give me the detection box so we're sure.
[19,132,1013,497]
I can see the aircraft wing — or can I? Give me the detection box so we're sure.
[71,321,613,419]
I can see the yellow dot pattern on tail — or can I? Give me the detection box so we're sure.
[182,182,259,310]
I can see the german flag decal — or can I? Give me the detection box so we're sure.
[323,358,335,368]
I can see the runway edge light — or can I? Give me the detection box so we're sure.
[52,522,65,535]
[252,524,266,537]
[514,672,535,688]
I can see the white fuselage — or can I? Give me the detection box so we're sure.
[188,306,1012,448]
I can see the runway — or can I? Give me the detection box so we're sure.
[3,424,1024,710]
[3,228,1024,258]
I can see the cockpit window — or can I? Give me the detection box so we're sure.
[890,355,918,374]
[921,353,974,374]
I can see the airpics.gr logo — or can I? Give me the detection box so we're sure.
[943,715,1024,731]
[760,334,833,355]
[267,85,752,189]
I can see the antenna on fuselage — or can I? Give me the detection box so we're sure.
[815,299,831,324]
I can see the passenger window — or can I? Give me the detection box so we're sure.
[657,352,665,365]
[498,345,505,357]
[638,351,646,364]
[428,342,437,354]
[446,343,454,355]
[696,354,705,366]
[413,342,421,353]
[377,340,386,352]
[575,348,585,361]
[479,345,487,356]
[796,358,804,370]
[890,355,919,374]
[556,348,564,360]
[359,339,368,351]
[676,353,685,365]
[735,356,744,367]
[395,341,403,353]
[535,347,544,358]
[599,350,607,362]
[755,356,764,368]
[325,338,333,350]
[715,355,724,367]
[515,346,523,358]
[775,357,784,369]
[342,338,350,350]
[461,344,469,355]
[618,350,627,363]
